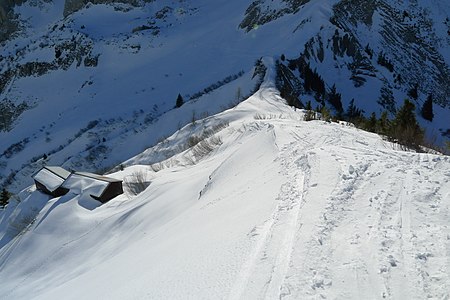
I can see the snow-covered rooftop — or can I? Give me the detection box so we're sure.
[32,166,70,192]
[44,166,71,180]
[62,173,110,198]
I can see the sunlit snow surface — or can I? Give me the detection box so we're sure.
[0,61,449,299]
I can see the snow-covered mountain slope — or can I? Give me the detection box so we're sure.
[0,63,449,299]
[0,0,449,193]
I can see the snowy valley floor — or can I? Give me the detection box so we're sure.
[0,83,449,299]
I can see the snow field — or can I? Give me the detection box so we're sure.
[0,62,449,299]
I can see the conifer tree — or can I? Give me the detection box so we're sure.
[421,94,434,121]
[313,72,325,97]
[407,83,419,100]
[389,99,423,149]
[327,84,343,113]
[346,98,356,119]
[303,101,315,121]
[377,52,394,72]
[315,105,322,113]
[377,111,390,135]
[305,100,312,111]
[364,44,373,59]
[0,188,10,209]
[392,100,418,129]
[346,98,362,121]
[320,106,331,122]
[303,64,313,92]
[377,85,396,114]
[175,93,184,108]
[365,112,377,132]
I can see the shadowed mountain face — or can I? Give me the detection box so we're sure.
[0,0,449,193]
[241,0,449,107]
[0,0,147,40]
[239,0,312,32]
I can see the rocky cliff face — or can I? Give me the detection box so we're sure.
[240,0,449,108]
[0,0,152,41]
[332,0,449,107]
[0,0,25,42]
[63,0,149,17]
[240,0,311,32]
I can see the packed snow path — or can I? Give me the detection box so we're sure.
[227,114,450,300]
[0,82,449,299]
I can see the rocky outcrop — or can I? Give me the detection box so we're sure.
[0,35,95,96]
[0,99,28,132]
[240,0,311,32]
[0,0,25,42]
[63,0,148,17]
[331,0,377,27]
[332,0,450,107]
[240,0,449,107]
[0,0,25,22]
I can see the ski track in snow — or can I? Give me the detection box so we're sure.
[228,137,310,300]
[278,132,449,300]
[229,119,450,300]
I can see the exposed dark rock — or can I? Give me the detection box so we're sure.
[0,0,21,42]
[331,0,377,27]
[0,69,14,93]
[55,37,93,69]
[63,0,145,17]
[155,6,172,19]
[0,99,28,132]
[332,0,449,107]
[240,0,311,32]
[18,62,55,77]
[132,25,152,33]
[84,53,99,67]
[276,61,303,108]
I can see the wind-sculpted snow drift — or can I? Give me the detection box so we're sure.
[0,62,449,299]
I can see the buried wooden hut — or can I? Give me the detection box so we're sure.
[62,171,123,203]
[33,166,71,197]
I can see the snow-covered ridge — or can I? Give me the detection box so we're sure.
[0,60,449,299]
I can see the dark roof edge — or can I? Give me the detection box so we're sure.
[32,166,66,180]
[74,171,122,183]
